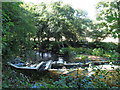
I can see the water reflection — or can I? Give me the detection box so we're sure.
[35,52,65,61]
[36,52,51,58]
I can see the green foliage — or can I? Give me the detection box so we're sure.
[87,42,117,51]
[2,1,120,89]
[84,48,92,55]
[31,1,91,52]
[2,1,94,61]
[109,50,119,62]
[76,55,88,61]
[60,47,86,55]
[2,2,37,61]
[51,75,78,88]
[49,68,119,88]
[96,0,120,53]
[2,67,32,88]
[88,23,110,42]
[60,46,119,65]
[3,66,119,88]
[59,48,70,55]
[92,48,104,56]
[59,47,76,61]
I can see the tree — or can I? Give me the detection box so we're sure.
[96,0,120,53]
[30,1,91,51]
[2,2,36,61]
[88,23,110,42]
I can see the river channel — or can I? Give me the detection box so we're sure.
[9,52,120,88]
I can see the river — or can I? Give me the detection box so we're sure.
[9,52,120,88]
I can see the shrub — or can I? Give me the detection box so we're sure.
[89,42,117,51]
[50,68,119,88]
[109,50,119,62]
[84,48,93,55]
[92,48,104,56]
[2,66,32,88]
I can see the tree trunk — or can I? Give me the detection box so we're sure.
[61,40,64,48]
[118,37,120,61]
[117,1,120,60]
[41,26,44,59]
[38,34,41,58]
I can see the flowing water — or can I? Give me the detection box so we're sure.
[9,52,120,88]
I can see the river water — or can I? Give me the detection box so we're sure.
[10,52,120,88]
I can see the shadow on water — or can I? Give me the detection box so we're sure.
[8,52,120,87]
[8,52,69,83]
[9,65,60,83]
